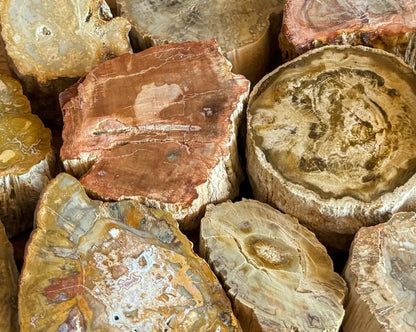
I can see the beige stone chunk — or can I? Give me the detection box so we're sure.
[200,199,346,331]
[0,74,54,237]
[246,45,416,250]
[343,212,416,332]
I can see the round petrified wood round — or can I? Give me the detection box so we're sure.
[343,212,416,332]
[280,0,416,68]
[116,0,284,82]
[19,173,241,331]
[0,221,18,332]
[200,199,346,332]
[61,39,249,231]
[246,45,416,250]
[0,74,54,238]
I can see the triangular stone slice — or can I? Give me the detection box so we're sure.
[19,173,241,331]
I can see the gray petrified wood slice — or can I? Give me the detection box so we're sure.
[0,74,54,238]
[280,0,416,67]
[0,0,131,124]
[343,212,416,332]
[0,221,18,332]
[60,39,249,231]
[200,199,347,332]
[19,173,242,331]
[246,45,416,251]
[116,0,284,83]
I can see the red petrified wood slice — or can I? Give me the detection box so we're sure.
[280,0,416,67]
[116,0,284,82]
[19,173,242,331]
[0,74,54,238]
[343,212,416,332]
[61,40,249,230]
[246,45,416,251]
[200,199,346,332]
[0,221,19,332]
[0,0,131,123]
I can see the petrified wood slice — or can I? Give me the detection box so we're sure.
[200,199,346,332]
[116,0,284,82]
[343,212,416,332]
[280,0,416,67]
[61,39,249,230]
[0,0,131,124]
[19,173,242,331]
[246,45,416,251]
[0,74,54,238]
[0,221,19,332]
[0,44,11,76]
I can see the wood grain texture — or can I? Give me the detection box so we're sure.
[0,221,18,332]
[280,0,416,68]
[0,74,54,238]
[116,0,284,83]
[246,45,416,251]
[343,212,416,332]
[19,173,242,331]
[0,0,131,124]
[200,199,346,332]
[61,40,249,230]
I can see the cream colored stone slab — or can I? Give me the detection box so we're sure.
[200,199,346,332]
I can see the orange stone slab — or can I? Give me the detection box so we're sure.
[280,0,416,67]
[19,173,241,331]
[60,40,249,230]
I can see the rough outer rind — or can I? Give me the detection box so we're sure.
[280,0,416,68]
[246,45,416,251]
[343,212,416,332]
[0,74,54,238]
[200,199,346,332]
[61,40,249,231]
[0,221,19,332]
[0,0,131,123]
[116,0,284,82]
[19,173,242,331]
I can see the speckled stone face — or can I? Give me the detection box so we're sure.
[250,46,416,202]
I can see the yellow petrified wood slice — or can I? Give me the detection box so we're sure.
[0,0,131,123]
[0,74,54,238]
[200,199,346,332]
[343,212,416,332]
[19,173,242,331]
[0,221,19,332]
[247,45,416,251]
[60,40,249,231]
[280,0,416,67]
[116,0,284,82]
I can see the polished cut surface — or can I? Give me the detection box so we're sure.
[117,0,284,82]
[247,45,416,250]
[61,40,249,229]
[0,0,131,83]
[19,173,241,331]
[0,74,54,237]
[200,199,346,331]
[281,0,416,67]
[343,212,416,332]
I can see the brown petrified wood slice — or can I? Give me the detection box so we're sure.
[0,0,131,123]
[246,45,416,251]
[0,221,19,332]
[280,0,416,67]
[60,39,249,231]
[343,212,416,332]
[19,173,242,331]
[200,199,347,331]
[116,0,284,82]
[0,74,54,238]
[0,44,11,76]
